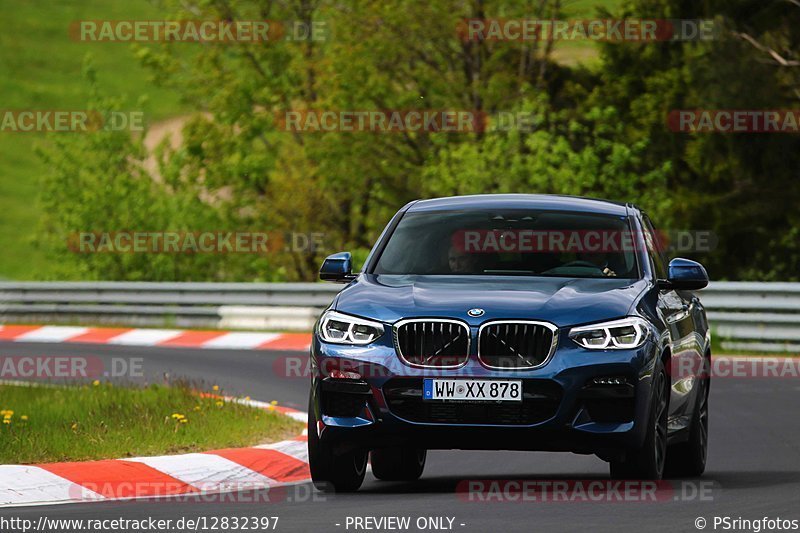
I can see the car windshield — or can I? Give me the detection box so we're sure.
[372,209,640,278]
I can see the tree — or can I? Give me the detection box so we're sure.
[38,0,800,280]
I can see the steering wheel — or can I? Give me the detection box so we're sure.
[559,260,605,272]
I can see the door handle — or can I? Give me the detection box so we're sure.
[667,304,691,323]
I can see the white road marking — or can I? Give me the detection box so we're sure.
[14,326,88,343]
[0,466,104,506]
[202,332,280,349]
[107,329,183,346]
[126,453,276,493]
[256,439,308,463]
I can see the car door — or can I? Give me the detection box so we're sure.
[641,214,701,427]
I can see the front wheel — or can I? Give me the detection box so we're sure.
[610,358,669,480]
[308,396,367,492]
[371,448,426,481]
[665,373,709,477]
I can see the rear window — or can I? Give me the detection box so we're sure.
[372,209,640,279]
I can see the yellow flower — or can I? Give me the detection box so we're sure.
[179,419,188,424]
[270,400,278,406]
[212,385,220,391]
[71,423,78,430]
[20,415,28,421]
[92,380,100,386]
[244,396,250,401]
[3,410,13,416]
[2,419,9,425]
[193,406,201,411]
[215,401,224,407]
[171,413,184,420]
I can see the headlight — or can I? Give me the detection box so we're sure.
[318,310,384,345]
[569,317,650,350]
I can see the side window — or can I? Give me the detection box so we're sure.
[642,214,668,279]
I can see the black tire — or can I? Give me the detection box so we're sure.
[308,395,367,493]
[610,358,669,480]
[665,372,709,478]
[371,448,427,481]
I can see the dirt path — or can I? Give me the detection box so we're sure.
[142,113,231,202]
[142,113,211,178]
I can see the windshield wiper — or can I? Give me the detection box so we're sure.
[482,269,537,274]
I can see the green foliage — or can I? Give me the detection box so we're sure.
[587,0,800,279]
[32,0,800,281]
[422,99,670,216]
[0,382,302,464]
[0,0,185,280]
[38,58,290,281]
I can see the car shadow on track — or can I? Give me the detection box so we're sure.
[350,470,800,496]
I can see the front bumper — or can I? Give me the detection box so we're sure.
[309,330,659,457]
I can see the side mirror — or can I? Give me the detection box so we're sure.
[659,258,709,291]
[319,252,356,283]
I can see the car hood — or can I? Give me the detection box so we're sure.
[333,274,648,328]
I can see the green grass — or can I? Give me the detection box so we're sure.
[552,0,628,66]
[0,383,303,464]
[0,0,186,280]
[562,0,627,16]
[0,0,622,280]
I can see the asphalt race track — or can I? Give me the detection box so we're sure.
[1,341,799,532]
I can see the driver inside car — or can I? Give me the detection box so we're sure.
[447,245,479,274]
[576,251,618,277]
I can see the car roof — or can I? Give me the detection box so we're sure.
[406,194,632,217]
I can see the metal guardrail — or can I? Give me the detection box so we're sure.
[0,282,340,330]
[0,282,340,306]
[698,282,800,352]
[0,281,798,350]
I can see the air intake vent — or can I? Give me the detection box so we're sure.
[478,321,557,369]
[394,319,470,368]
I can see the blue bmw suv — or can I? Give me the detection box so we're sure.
[308,194,710,491]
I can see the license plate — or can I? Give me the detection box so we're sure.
[423,379,522,402]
